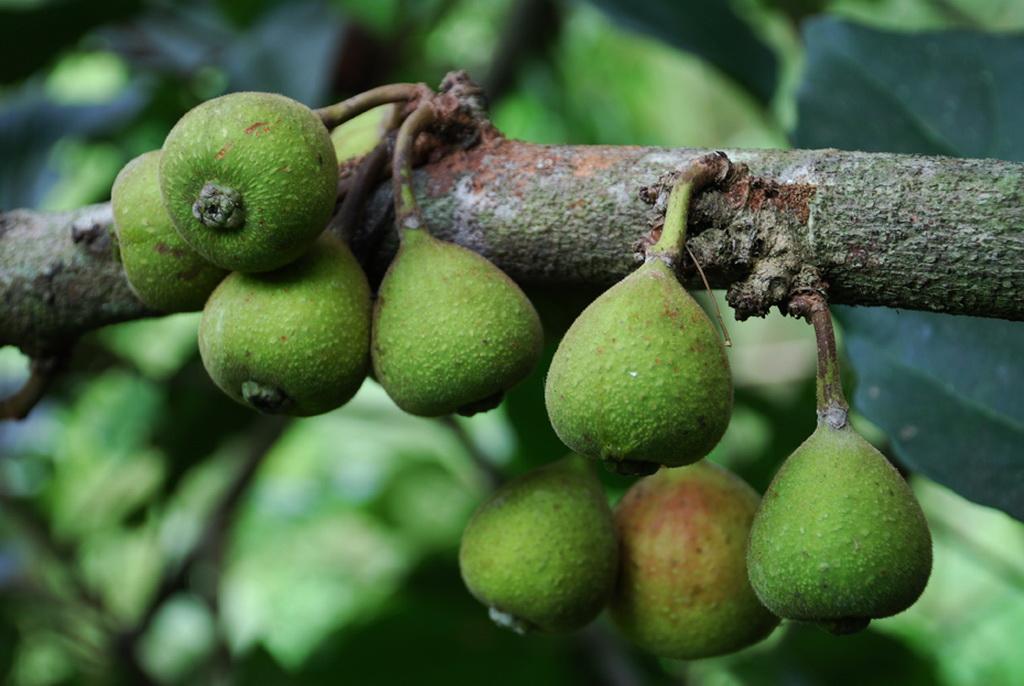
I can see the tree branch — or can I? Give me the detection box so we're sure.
[0,354,63,419]
[2,141,1023,356]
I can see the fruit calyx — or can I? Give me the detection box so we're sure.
[487,607,535,635]
[241,380,293,414]
[819,617,871,635]
[457,390,504,417]
[192,182,245,230]
[603,457,659,476]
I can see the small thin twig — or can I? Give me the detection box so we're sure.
[789,290,849,427]
[392,101,438,232]
[1,355,62,420]
[330,141,393,244]
[119,416,289,649]
[316,83,428,129]
[685,244,732,348]
[0,490,108,617]
[439,416,502,490]
[574,624,644,686]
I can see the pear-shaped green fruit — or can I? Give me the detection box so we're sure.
[746,423,932,632]
[160,91,338,273]
[545,259,732,475]
[372,229,543,416]
[459,454,618,634]
[331,104,394,163]
[199,236,370,416]
[610,461,779,659]
[111,151,227,312]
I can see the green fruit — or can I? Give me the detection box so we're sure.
[372,229,543,416]
[160,91,338,272]
[111,151,226,312]
[746,423,933,632]
[331,104,394,163]
[199,236,370,416]
[610,461,779,659]
[545,258,732,475]
[459,454,618,634]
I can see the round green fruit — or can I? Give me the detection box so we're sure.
[545,258,732,475]
[372,229,543,417]
[459,455,618,634]
[160,91,338,272]
[111,151,226,312]
[198,236,371,416]
[746,423,932,631]
[610,461,779,659]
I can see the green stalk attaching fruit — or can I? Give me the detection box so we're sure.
[111,151,227,312]
[459,455,619,634]
[544,153,733,475]
[371,101,544,417]
[315,83,424,130]
[746,292,933,634]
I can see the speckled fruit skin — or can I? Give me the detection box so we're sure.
[111,151,226,312]
[544,259,731,473]
[160,92,338,273]
[610,461,779,659]
[747,424,932,627]
[372,229,543,417]
[199,236,370,416]
[458,455,618,634]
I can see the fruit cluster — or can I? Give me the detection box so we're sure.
[110,79,933,662]
[459,154,932,659]
[112,86,541,419]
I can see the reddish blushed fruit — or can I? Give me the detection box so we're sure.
[610,461,778,659]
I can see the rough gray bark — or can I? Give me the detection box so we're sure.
[3,140,1024,357]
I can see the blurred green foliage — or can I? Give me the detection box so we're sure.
[1,0,1023,684]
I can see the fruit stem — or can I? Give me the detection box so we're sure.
[329,141,391,244]
[790,292,849,428]
[0,354,62,421]
[648,180,693,262]
[316,83,428,129]
[392,101,437,234]
[646,152,731,265]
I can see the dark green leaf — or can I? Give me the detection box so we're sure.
[727,622,941,686]
[0,84,145,209]
[796,18,1024,159]
[103,1,344,106]
[838,308,1024,520]
[794,18,1024,519]
[583,0,779,104]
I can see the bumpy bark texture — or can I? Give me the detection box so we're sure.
[3,141,1024,356]
[0,204,148,356]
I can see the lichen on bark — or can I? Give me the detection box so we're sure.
[2,142,1024,356]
